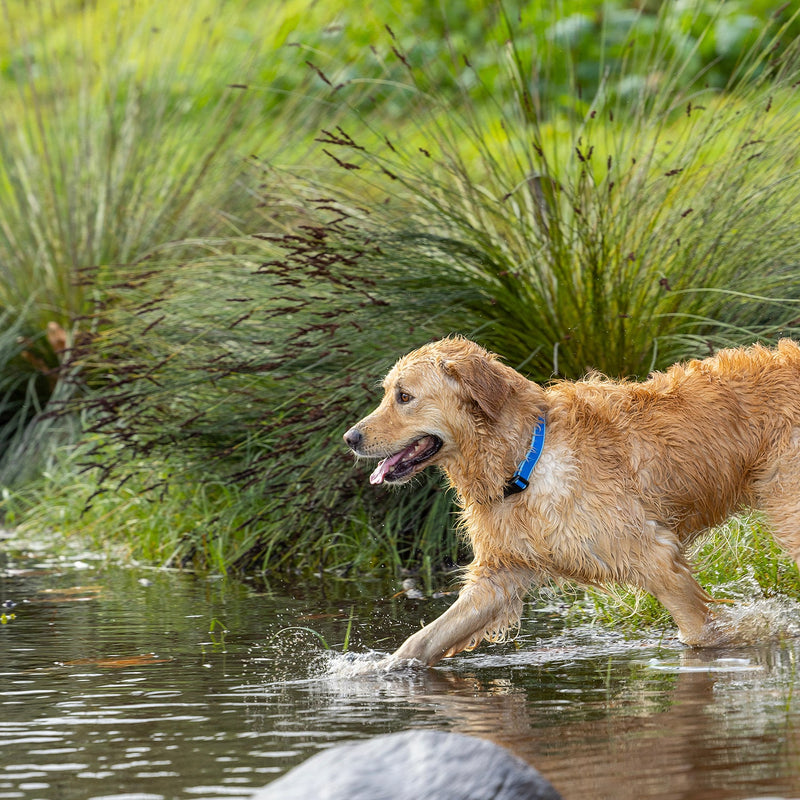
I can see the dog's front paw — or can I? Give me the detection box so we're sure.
[679,613,738,648]
[381,652,428,671]
[390,638,440,667]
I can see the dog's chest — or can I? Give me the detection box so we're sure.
[465,444,580,555]
[465,442,642,583]
[528,444,577,504]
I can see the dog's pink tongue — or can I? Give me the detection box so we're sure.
[369,451,405,485]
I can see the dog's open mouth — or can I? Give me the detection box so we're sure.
[369,435,443,485]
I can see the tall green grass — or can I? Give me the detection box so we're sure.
[306,4,800,379]
[6,2,800,606]
[0,1,278,324]
[0,0,340,482]
[24,1,798,582]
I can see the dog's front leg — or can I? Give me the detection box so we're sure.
[390,566,532,667]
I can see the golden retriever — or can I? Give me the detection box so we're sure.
[343,336,800,666]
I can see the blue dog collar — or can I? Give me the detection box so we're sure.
[504,416,546,498]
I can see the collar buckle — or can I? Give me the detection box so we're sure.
[503,475,529,497]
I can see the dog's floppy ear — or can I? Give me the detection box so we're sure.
[441,351,519,422]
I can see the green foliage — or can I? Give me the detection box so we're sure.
[306,7,800,380]
[0,4,263,326]
[57,220,465,571]
[2,0,800,598]
[0,0,331,482]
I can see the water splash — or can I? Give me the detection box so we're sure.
[316,595,800,677]
[318,649,425,679]
[710,595,800,644]
[646,656,762,673]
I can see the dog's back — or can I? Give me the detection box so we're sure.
[546,339,800,542]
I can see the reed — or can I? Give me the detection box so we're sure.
[0,0,326,482]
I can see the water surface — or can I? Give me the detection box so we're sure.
[2,534,800,800]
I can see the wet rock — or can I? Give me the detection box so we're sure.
[253,729,561,800]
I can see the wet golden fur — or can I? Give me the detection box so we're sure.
[344,337,800,666]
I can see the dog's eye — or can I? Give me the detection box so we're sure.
[397,390,413,404]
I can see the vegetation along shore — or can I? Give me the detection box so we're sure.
[1,0,799,631]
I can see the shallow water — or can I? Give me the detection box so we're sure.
[2,535,800,800]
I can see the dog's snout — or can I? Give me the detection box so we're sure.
[343,427,363,450]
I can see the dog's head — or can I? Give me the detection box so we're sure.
[343,337,525,486]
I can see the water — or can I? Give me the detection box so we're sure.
[2,534,800,800]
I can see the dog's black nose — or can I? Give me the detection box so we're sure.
[343,427,363,449]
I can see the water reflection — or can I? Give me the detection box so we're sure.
[2,536,800,800]
[314,638,800,799]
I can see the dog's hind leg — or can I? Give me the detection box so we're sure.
[390,564,533,667]
[637,534,721,645]
[754,429,800,569]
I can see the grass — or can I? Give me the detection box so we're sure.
[1,0,800,636]
[0,2,262,482]
[0,0,362,483]
[0,2,276,324]
[312,7,800,379]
